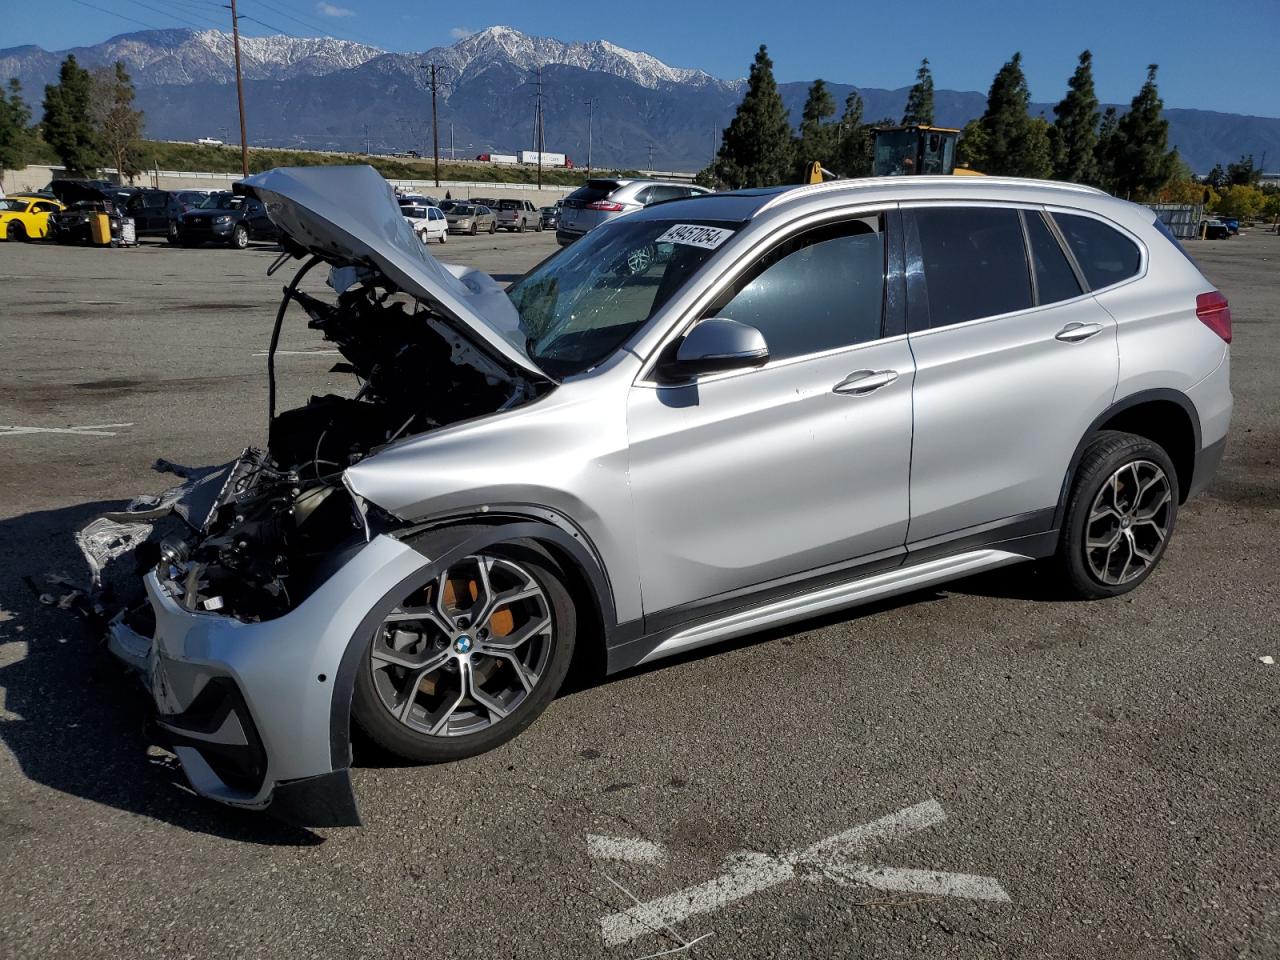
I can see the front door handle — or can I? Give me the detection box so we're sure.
[833,369,899,395]
[1055,321,1104,343]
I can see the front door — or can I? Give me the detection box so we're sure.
[627,212,915,620]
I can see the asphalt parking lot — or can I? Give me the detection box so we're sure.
[0,228,1277,959]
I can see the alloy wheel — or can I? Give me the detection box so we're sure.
[369,555,554,737]
[1084,460,1173,585]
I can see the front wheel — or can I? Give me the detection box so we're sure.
[167,221,180,245]
[489,221,497,234]
[470,223,478,236]
[352,544,577,763]
[230,224,249,249]
[1053,431,1179,599]
[6,221,26,242]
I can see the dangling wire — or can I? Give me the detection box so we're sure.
[268,254,323,427]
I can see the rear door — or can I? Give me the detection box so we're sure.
[628,211,916,619]
[903,203,1119,548]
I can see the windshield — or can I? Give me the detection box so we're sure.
[506,218,740,378]
[452,205,477,215]
[198,193,240,210]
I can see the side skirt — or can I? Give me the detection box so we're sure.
[609,547,1034,672]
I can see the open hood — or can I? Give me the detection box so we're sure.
[239,165,546,380]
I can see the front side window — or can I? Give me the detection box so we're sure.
[508,218,740,378]
[913,206,1032,328]
[708,216,886,361]
[1052,212,1142,290]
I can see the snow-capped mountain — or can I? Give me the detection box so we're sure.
[2,25,1276,172]
[0,28,382,89]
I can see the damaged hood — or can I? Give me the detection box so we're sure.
[239,165,546,380]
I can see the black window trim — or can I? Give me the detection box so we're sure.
[635,204,902,386]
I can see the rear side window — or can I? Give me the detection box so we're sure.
[913,207,1032,328]
[1024,211,1083,305]
[1052,213,1141,289]
[711,216,885,361]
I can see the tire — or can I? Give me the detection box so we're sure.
[489,221,496,234]
[536,220,544,232]
[7,221,27,242]
[352,541,577,763]
[438,232,447,244]
[1053,430,1179,599]
[231,224,249,249]
[167,221,180,245]
[517,219,525,233]
[470,222,478,236]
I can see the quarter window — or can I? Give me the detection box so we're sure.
[1024,211,1083,305]
[913,206,1032,328]
[1052,213,1141,289]
[710,216,885,361]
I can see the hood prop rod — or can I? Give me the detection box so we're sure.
[268,255,323,428]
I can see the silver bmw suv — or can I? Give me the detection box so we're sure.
[91,165,1230,825]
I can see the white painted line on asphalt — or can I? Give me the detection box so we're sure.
[826,865,1011,902]
[0,423,133,437]
[588,835,669,865]
[1260,655,1275,665]
[251,349,341,357]
[597,799,1009,947]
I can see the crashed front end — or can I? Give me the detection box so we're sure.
[79,165,551,825]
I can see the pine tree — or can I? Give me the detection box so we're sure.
[42,55,100,176]
[1094,106,1120,192]
[1049,50,1100,184]
[979,53,1053,177]
[92,61,144,181]
[956,117,989,170]
[713,44,795,188]
[902,58,935,126]
[796,78,836,171]
[1111,65,1174,199]
[833,90,872,177]
[1204,163,1227,191]
[0,79,34,172]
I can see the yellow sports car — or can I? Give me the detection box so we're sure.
[0,194,65,241]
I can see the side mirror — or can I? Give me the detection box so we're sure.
[662,317,769,380]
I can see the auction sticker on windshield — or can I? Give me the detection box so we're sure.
[655,224,734,249]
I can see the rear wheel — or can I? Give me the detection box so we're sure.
[438,231,447,244]
[352,544,577,763]
[517,218,525,233]
[1054,431,1179,599]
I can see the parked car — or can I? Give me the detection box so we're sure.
[438,199,458,213]
[88,166,1231,825]
[539,205,560,230]
[171,191,281,248]
[401,202,448,244]
[48,198,124,244]
[557,178,710,245]
[1223,217,1240,235]
[0,194,64,241]
[494,198,542,232]
[469,197,498,210]
[121,188,178,236]
[445,202,497,235]
[1203,218,1230,240]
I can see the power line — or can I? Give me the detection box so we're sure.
[66,0,158,31]
[238,14,302,37]
[119,0,223,30]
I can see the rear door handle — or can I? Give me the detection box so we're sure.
[833,369,899,395]
[1055,321,1104,343]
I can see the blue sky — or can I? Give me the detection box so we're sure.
[7,0,1280,117]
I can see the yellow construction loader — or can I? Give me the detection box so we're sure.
[805,124,983,183]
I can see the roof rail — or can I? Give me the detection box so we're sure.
[756,175,1108,214]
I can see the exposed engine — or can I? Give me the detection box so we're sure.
[85,262,541,624]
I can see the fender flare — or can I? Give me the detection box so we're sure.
[327,517,617,771]
[1052,387,1202,529]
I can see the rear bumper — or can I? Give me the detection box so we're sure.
[1186,346,1232,500]
[108,534,428,825]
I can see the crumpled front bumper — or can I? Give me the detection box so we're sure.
[108,533,428,826]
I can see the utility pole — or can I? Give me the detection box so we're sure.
[363,121,370,156]
[228,0,249,176]
[417,63,450,188]
[584,97,597,178]
[531,66,545,190]
[647,142,656,172]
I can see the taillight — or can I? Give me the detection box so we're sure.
[1196,291,1232,343]
[585,200,623,211]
